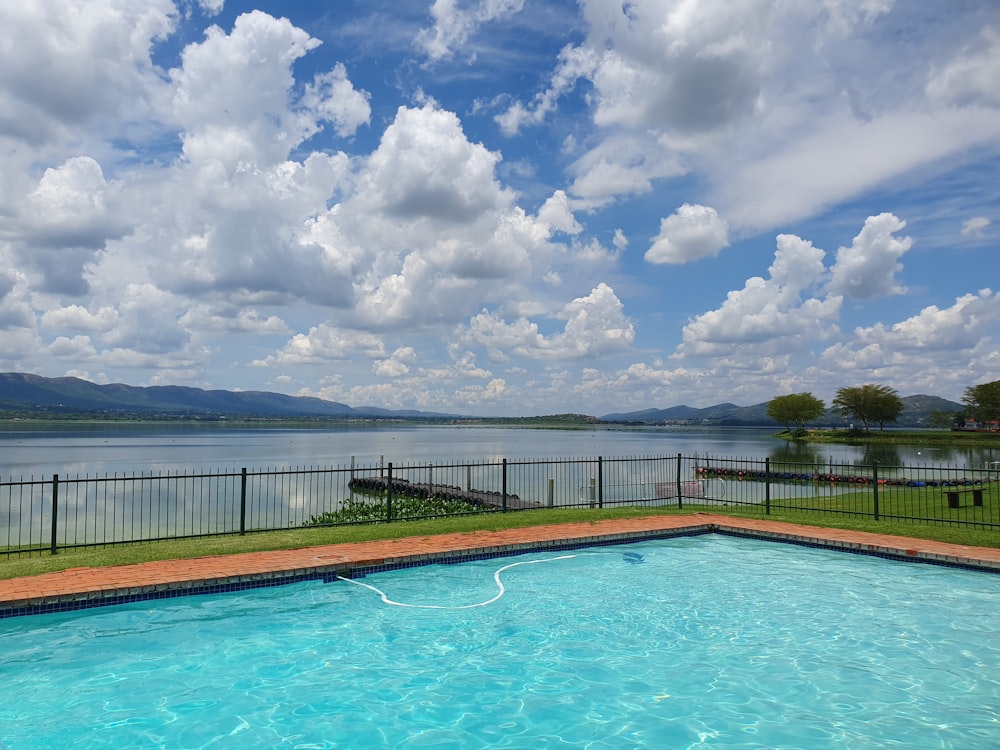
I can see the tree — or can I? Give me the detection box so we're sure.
[767,393,826,434]
[832,384,903,432]
[962,380,1000,429]
[927,410,960,431]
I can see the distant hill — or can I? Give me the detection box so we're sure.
[0,373,457,420]
[602,402,772,425]
[602,395,964,428]
[1,372,966,426]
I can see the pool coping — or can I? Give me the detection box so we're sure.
[2,513,999,618]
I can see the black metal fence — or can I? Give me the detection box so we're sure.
[2,454,998,556]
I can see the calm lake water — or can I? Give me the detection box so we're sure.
[1,424,997,478]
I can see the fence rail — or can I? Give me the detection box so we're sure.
[3,454,998,556]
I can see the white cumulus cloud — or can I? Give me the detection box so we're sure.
[257,324,386,366]
[677,232,840,357]
[463,283,635,361]
[827,213,912,299]
[645,204,729,265]
[853,289,999,352]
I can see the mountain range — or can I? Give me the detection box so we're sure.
[0,372,456,420]
[0,372,964,426]
[601,394,964,428]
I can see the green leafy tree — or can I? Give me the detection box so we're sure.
[927,410,960,430]
[767,393,826,434]
[962,379,1000,427]
[832,384,903,432]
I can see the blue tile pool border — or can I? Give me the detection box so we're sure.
[2,524,997,619]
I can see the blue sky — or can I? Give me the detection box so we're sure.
[1,0,998,416]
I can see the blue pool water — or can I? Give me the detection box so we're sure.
[1,535,999,749]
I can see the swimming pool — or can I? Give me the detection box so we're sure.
[1,535,998,748]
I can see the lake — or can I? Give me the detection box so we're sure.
[1,424,997,478]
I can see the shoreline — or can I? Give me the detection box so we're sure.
[784,429,1000,446]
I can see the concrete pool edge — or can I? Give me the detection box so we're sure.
[1,514,998,618]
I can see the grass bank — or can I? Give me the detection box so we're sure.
[2,506,997,581]
[788,429,1000,446]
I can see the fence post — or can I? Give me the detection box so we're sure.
[597,456,604,509]
[764,457,771,515]
[676,454,683,510]
[872,462,880,521]
[386,462,393,521]
[547,478,554,507]
[240,468,247,535]
[502,458,508,511]
[50,474,59,555]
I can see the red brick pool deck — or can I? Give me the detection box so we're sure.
[2,513,999,615]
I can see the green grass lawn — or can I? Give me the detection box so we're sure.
[2,503,997,581]
[736,481,999,527]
